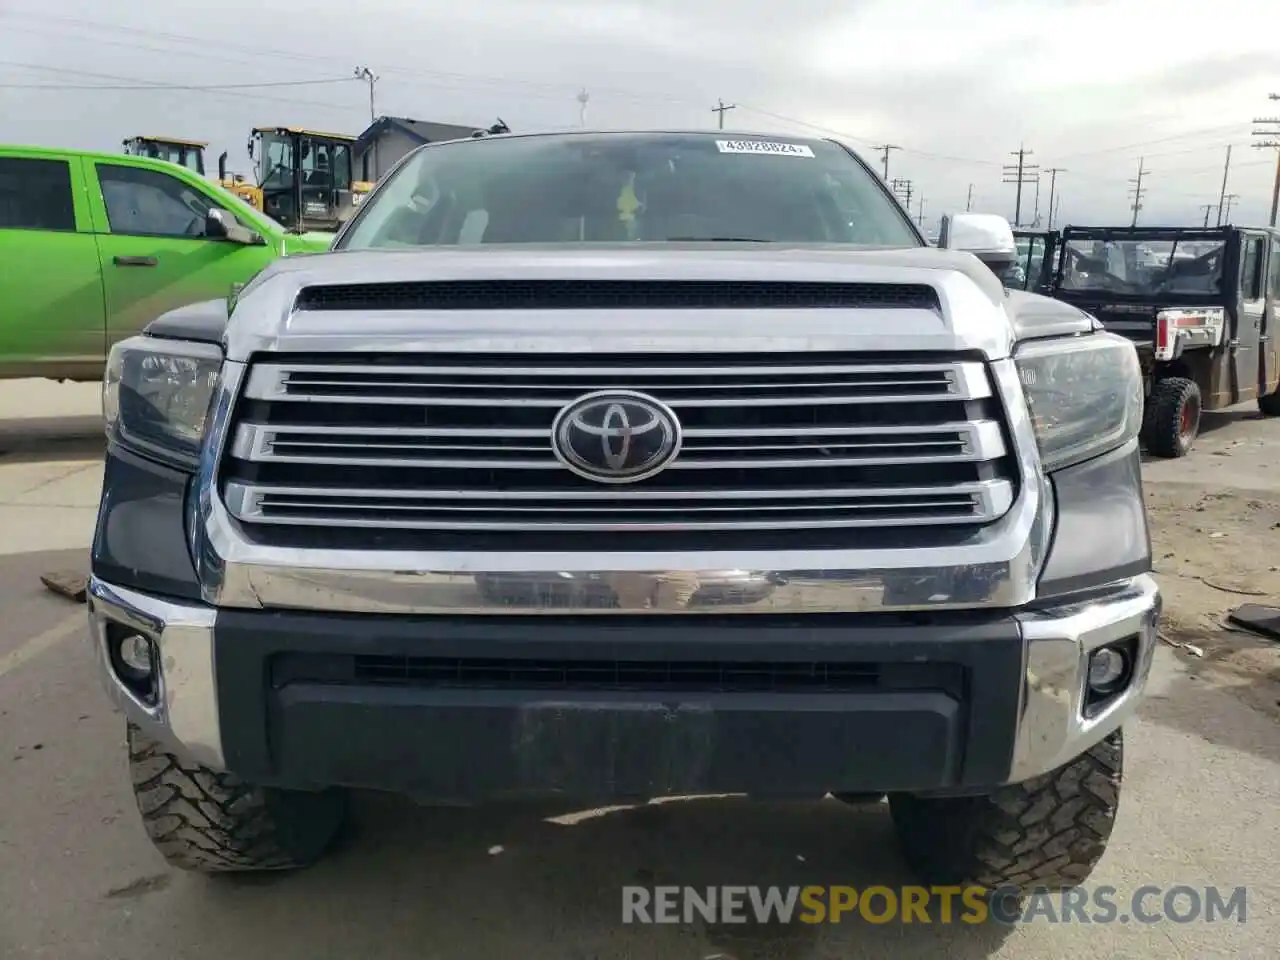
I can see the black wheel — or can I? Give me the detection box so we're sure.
[888,729,1122,893]
[127,723,347,874]
[1258,389,1280,417]
[1141,377,1200,458]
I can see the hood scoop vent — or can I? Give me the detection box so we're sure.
[293,279,941,313]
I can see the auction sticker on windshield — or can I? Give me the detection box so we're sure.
[716,140,815,157]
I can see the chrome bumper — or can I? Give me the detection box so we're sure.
[87,573,1160,786]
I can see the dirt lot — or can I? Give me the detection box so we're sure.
[1144,407,1280,722]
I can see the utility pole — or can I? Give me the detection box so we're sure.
[1251,93,1280,227]
[965,183,974,211]
[915,195,926,227]
[353,66,377,125]
[1200,203,1216,227]
[1045,167,1066,229]
[1216,145,1232,226]
[872,144,900,180]
[891,177,913,213]
[1001,145,1038,227]
[711,99,737,130]
[1128,157,1148,226]
[577,88,590,127]
[1222,193,1240,223]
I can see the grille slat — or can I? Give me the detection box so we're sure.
[230,419,1005,470]
[246,361,991,407]
[226,478,1007,531]
[220,352,1018,541]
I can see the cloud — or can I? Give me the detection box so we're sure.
[1,0,1276,228]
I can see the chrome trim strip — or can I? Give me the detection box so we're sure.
[229,419,1007,470]
[86,577,224,769]
[243,359,994,406]
[1009,574,1161,782]
[191,358,1051,614]
[222,478,1012,531]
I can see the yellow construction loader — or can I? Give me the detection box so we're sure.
[245,126,375,232]
[122,136,208,175]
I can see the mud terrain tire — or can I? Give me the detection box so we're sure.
[888,729,1122,893]
[127,723,347,873]
[1141,377,1200,458]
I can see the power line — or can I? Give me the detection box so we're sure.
[1128,157,1148,226]
[0,63,359,92]
[0,60,363,112]
[0,12,704,111]
[1050,123,1247,162]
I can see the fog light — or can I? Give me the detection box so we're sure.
[1087,647,1126,693]
[117,633,155,679]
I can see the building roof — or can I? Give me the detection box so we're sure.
[353,116,483,154]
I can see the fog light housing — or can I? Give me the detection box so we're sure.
[117,634,155,679]
[1087,647,1127,693]
[1083,638,1139,717]
[106,625,159,705]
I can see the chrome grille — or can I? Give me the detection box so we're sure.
[220,353,1018,544]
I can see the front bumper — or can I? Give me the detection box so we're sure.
[88,573,1160,800]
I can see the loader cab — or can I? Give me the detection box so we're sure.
[249,127,357,232]
[122,136,207,176]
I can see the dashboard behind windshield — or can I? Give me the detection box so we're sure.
[337,132,920,250]
[1059,237,1226,297]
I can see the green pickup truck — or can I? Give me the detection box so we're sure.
[0,145,332,381]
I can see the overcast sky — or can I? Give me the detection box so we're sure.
[2,0,1277,231]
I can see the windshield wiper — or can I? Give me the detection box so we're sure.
[663,236,774,242]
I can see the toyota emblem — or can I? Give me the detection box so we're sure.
[551,390,682,483]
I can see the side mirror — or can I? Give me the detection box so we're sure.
[205,207,230,239]
[938,213,1017,270]
[206,207,266,246]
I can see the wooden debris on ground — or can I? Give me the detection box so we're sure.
[40,571,88,603]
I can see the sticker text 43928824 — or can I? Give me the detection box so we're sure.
[715,140,816,158]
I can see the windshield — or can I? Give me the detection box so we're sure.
[337,132,920,250]
[258,132,294,188]
[1059,236,1226,296]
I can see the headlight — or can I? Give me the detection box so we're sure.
[1015,332,1143,472]
[102,337,223,470]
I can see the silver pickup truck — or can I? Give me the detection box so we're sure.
[88,129,1157,894]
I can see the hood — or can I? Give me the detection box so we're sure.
[281,231,335,255]
[225,243,1027,361]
